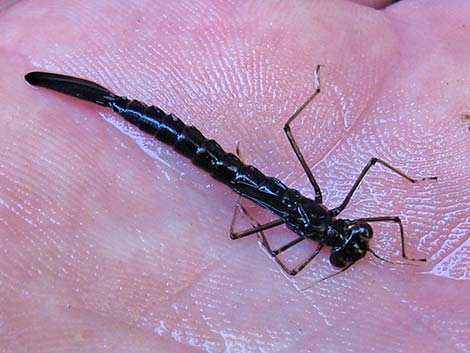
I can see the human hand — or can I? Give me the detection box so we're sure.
[1,0,469,352]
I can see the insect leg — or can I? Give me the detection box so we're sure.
[266,232,324,275]
[229,201,284,239]
[230,202,322,276]
[227,143,316,276]
[278,244,324,276]
[271,236,304,256]
[226,171,296,275]
[330,158,437,216]
[354,216,426,262]
[284,64,323,202]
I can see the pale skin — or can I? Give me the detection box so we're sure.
[1,0,469,352]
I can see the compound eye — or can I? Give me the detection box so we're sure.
[351,222,373,240]
[329,247,350,268]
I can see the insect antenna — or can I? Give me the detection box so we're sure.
[299,262,355,292]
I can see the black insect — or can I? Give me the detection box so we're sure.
[24,67,436,279]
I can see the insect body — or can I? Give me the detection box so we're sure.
[24,67,435,277]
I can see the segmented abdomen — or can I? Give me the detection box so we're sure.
[111,97,300,218]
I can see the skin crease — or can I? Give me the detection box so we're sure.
[0,0,469,352]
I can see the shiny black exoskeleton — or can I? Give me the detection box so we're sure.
[25,69,434,277]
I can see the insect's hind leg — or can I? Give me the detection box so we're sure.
[228,190,303,255]
[330,158,437,217]
[278,243,324,276]
[228,142,323,276]
[229,198,284,240]
[284,64,323,202]
[230,200,321,276]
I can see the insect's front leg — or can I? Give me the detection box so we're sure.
[330,157,437,217]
